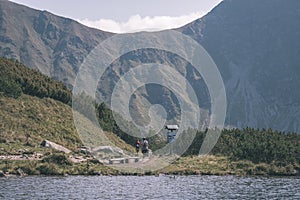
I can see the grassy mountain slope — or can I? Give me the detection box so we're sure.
[0,57,134,154]
[0,94,80,150]
[0,94,134,152]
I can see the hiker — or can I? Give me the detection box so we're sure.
[135,139,141,154]
[141,138,149,156]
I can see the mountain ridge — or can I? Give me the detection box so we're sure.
[1,0,300,132]
[179,0,300,132]
[0,0,112,88]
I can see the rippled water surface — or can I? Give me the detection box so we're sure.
[0,175,299,199]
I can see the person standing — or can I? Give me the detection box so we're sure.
[141,138,149,156]
[135,139,141,155]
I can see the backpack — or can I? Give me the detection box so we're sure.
[142,140,148,150]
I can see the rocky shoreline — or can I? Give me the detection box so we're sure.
[1,139,299,178]
[1,154,299,177]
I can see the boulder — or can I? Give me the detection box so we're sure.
[92,146,125,158]
[0,170,6,177]
[17,168,26,176]
[41,140,71,154]
[80,146,92,154]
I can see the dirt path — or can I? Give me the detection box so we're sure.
[0,153,43,161]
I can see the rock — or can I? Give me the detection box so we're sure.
[40,140,71,154]
[0,170,6,177]
[92,146,125,157]
[109,158,125,164]
[80,146,91,154]
[16,168,26,176]
[125,157,139,163]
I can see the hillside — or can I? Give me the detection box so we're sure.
[0,57,134,153]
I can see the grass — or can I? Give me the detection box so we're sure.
[0,157,118,176]
[0,94,135,154]
[1,154,298,176]
[159,155,300,176]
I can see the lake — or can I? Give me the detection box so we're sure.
[0,175,299,199]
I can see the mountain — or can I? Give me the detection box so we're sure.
[179,0,300,132]
[1,0,300,132]
[0,0,111,88]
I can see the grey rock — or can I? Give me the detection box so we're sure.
[0,170,6,177]
[92,146,125,156]
[41,140,71,154]
[16,168,26,176]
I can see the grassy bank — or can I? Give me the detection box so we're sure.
[160,155,299,176]
[1,154,299,177]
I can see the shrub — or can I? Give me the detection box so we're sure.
[0,76,22,98]
[42,153,72,166]
[37,163,61,175]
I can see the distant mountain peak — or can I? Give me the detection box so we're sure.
[1,0,300,132]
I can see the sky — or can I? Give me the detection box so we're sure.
[9,0,223,33]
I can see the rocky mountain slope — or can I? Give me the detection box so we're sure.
[0,0,111,88]
[1,0,300,132]
[179,0,300,132]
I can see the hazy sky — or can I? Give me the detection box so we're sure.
[10,0,223,33]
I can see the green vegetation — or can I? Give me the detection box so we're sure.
[0,94,81,150]
[0,76,22,98]
[0,152,118,176]
[0,57,135,150]
[184,128,300,166]
[161,155,299,176]
[0,90,134,176]
[0,92,134,152]
[0,57,299,176]
[0,58,71,104]
[213,128,300,165]
[73,92,141,148]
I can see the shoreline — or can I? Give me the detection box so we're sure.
[1,172,299,178]
[1,155,299,177]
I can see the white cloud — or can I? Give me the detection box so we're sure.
[78,12,204,33]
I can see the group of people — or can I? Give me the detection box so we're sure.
[135,138,149,156]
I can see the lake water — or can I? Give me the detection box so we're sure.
[0,175,299,199]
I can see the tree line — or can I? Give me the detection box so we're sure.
[184,127,300,165]
[0,58,71,104]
